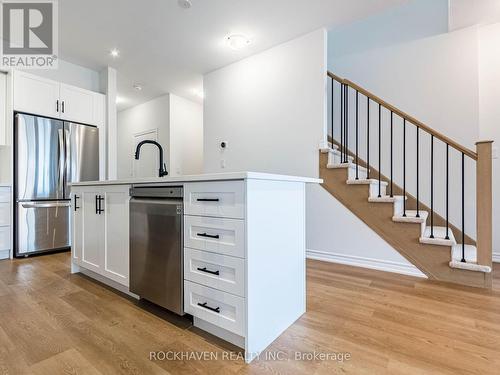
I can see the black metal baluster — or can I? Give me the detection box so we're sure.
[390,111,393,197]
[378,103,382,198]
[340,83,344,162]
[461,153,465,263]
[430,135,434,238]
[367,98,370,179]
[445,144,450,240]
[356,91,359,180]
[403,119,406,217]
[331,78,334,150]
[345,85,349,163]
[416,126,420,218]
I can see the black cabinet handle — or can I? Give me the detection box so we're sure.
[197,233,220,239]
[197,198,219,202]
[97,195,104,214]
[56,100,59,112]
[61,101,65,113]
[74,195,80,211]
[197,302,220,313]
[197,267,220,276]
[95,195,99,214]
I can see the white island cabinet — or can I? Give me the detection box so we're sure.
[70,172,321,363]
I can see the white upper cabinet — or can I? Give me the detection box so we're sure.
[13,71,60,118]
[59,83,95,124]
[13,71,105,126]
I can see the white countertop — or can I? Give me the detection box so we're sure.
[70,172,322,186]
[0,183,11,187]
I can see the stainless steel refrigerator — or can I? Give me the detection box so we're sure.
[14,113,99,257]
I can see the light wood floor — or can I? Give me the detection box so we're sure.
[1,253,500,375]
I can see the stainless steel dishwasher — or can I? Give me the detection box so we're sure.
[129,186,184,315]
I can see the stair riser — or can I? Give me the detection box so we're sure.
[393,200,405,217]
[328,152,353,165]
[347,167,368,180]
[369,184,387,199]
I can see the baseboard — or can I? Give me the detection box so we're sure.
[307,249,427,278]
[493,252,500,263]
[0,249,9,260]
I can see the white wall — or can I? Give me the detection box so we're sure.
[29,59,102,93]
[169,94,203,176]
[329,0,449,58]
[203,29,327,178]
[478,23,500,260]
[117,94,170,179]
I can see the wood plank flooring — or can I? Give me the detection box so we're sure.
[1,252,499,374]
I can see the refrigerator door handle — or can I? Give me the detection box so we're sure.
[21,202,72,209]
[58,128,65,198]
[64,126,70,198]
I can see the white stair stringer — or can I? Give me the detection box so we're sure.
[449,245,492,273]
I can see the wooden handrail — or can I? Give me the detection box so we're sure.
[327,71,478,160]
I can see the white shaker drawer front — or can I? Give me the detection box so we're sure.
[184,215,245,258]
[184,181,245,219]
[0,226,10,250]
[0,203,10,226]
[184,280,246,336]
[184,248,245,297]
[0,188,10,203]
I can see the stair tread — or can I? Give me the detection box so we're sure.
[368,195,407,203]
[320,145,339,153]
[393,210,428,223]
[420,226,456,246]
[346,179,388,186]
[449,245,491,272]
[327,162,368,172]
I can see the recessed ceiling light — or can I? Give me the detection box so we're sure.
[133,83,142,91]
[225,34,252,51]
[110,48,120,58]
[178,0,192,9]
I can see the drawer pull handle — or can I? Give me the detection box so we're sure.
[197,233,220,239]
[198,302,220,313]
[196,198,220,202]
[197,267,220,276]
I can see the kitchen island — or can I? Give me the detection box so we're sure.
[70,172,321,363]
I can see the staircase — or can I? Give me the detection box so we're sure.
[321,72,493,288]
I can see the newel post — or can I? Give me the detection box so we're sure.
[476,140,493,267]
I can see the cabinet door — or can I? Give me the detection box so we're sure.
[81,188,104,273]
[59,84,95,124]
[71,189,83,265]
[13,71,60,118]
[102,185,130,286]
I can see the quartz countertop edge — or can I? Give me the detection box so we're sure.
[0,183,11,187]
[70,172,323,186]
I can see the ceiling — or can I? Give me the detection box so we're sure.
[59,0,407,111]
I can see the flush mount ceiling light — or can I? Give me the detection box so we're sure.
[225,34,252,51]
[178,0,192,9]
[110,48,120,58]
[133,83,143,91]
